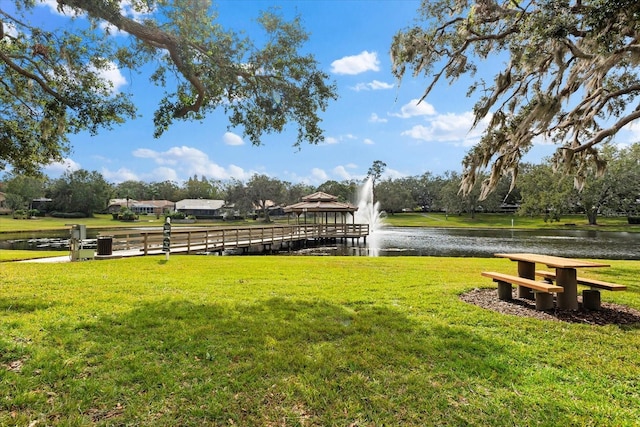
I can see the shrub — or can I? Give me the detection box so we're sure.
[118,208,138,221]
[166,211,186,220]
[12,209,27,219]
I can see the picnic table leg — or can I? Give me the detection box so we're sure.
[556,268,578,310]
[517,261,535,300]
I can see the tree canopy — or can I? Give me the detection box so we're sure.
[391,0,640,198]
[0,0,337,174]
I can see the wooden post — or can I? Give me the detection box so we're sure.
[517,261,535,300]
[583,289,601,311]
[497,281,512,300]
[534,292,554,310]
[556,268,578,310]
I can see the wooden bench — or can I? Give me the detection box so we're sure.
[481,271,564,310]
[535,270,627,291]
[535,270,626,310]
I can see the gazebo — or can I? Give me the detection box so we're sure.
[283,191,358,224]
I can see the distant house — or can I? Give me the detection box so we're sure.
[31,197,52,213]
[107,198,136,213]
[108,199,174,215]
[130,200,175,215]
[266,204,285,217]
[176,199,226,219]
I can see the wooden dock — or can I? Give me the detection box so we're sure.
[97,223,370,257]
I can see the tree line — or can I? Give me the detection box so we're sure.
[2,143,638,225]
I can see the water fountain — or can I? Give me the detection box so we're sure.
[353,177,385,255]
[354,177,384,231]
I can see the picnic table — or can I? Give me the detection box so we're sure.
[494,253,611,310]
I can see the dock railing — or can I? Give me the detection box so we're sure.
[99,223,369,255]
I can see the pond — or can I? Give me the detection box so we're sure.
[1,227,639,260]
[306,227,640,260]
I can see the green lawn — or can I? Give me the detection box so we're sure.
[1,256,639,425]
[2,212,639,233]
[0,250,66,262]
[383,212,640,231]
[0,214,167,233]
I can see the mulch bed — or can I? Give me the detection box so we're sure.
[460,288,640,326]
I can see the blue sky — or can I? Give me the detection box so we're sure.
[14,1,640,185]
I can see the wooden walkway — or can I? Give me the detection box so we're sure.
[97,223,370,257]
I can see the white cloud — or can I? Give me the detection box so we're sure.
[2,22,17,39]
[43,158,81,176]
[324,134,358,145]
[401,111,490,147]
[383,168,406,180]
[391,99,436,118]
[93,61,127,93]
[132,148,158,160]
[332,165,354,180]
[132,146,252,180]
[40,0,81,16]
[147,167,179,183]
[331,51,380,75]
[41,0,151,21]
[352,80,394,91]
[101,167,139,183]
[227,164,250,179]
[369,113,388,123]
[363,138,375,145]
[619,120,640,143]
[311,168,329,182]
[223,132,244,146]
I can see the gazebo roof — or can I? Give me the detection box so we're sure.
[302,191,338,202]
[283,191,358,214]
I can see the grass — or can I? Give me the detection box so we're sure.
[383,212,640,231]
[0,214,257,233]
[1,255,639,425]
[0,250,67,262]
[3,212,639,234]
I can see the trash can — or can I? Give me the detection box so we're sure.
[97,236,113,256]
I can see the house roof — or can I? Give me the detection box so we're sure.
[176,199,225,210]
[109,198,138,207]
[131,200,174,208]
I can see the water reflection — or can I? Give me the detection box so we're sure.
[328,227,640,260]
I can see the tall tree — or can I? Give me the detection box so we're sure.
[47,169,112,216]
[392,0,640,198]
[246,174,284,223]
[517,163,575,222]
[150,180,182,202]
[613,143,640,217]
[283,182,315,205]
[224,179,252,219]
[375,177,415,214]
[440,170,503,218]
[114,180,150,201]
[316,180,358,203]
[182,175,222,200]
[367,160,387,200]
[2,172,47,211]
[413,172,446,212]
[0,1,337,174]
